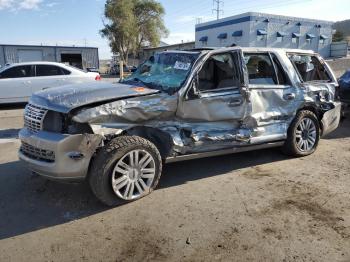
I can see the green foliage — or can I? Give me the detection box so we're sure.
[101,0,168,63]
[333,19,350,38]
[332,30,345,42]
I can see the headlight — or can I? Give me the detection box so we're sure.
[42,111,65,133]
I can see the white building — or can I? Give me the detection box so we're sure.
[195,12,334,57]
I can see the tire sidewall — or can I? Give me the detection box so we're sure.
[89,136,162,206]
[289,111,320,156]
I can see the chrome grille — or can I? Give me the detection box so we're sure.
[20,142,55,163]
[24,103,48,133]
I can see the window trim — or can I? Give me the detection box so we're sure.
[243,51,290,87]
[0,65,34,79]
[195,51,244,94]
[269,52,291,86]
[287,52,333,84]
[34,64,66,77]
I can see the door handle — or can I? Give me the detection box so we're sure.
[283,93,296,100]
[228,99,243,107]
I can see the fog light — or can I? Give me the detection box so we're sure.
[67,152,84,160]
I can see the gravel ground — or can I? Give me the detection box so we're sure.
[0,106,349,262]
[327,57,350,78]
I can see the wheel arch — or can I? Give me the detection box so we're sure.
[296,103,324,133]
[122,126,173,160]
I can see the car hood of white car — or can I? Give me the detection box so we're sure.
[30,81,160,113]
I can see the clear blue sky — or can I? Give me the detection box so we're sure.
[0,0,348,59]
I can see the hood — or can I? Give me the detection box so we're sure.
[30,81,160,113]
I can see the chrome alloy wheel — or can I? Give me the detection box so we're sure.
[111,149,156,200]
[295,118,317,152]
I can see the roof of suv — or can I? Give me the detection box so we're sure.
[166,46,317,55]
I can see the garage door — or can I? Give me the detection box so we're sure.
[18,50,43,62]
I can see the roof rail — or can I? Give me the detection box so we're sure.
[186,47,217,51]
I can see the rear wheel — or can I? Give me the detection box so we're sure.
[89,136,162,206]
[283,110,320,157]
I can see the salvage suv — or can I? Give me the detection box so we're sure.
[19,47,341,206]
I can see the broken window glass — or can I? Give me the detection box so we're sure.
[288,54,332,82]
[197,52,242,92]
[123,52,200,94]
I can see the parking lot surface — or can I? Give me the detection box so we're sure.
[0,105,349,262]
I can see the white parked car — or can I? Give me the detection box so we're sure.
[0,61,101,104]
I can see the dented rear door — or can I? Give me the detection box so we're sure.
[243,51,300,143]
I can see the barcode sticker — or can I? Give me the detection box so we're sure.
[174,61,191,70]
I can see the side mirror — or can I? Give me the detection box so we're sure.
[149,56,155,64]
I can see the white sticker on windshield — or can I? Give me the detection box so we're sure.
[174,61,191,70]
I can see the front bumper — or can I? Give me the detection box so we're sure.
[321,101,342,137]
[18,128,103,181]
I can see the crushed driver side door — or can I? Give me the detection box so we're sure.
[176,49,252,154]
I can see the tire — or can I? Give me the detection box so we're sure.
[282,110,320,157]
[88,136,162,206]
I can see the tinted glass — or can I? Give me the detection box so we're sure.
[0,66,32,78]
[36,65,64,76]
[62,68,71,75]
[244,53,277,85]
[271,53,289,85]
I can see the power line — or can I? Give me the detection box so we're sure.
[169,0,310,30]
[212,0,224,20]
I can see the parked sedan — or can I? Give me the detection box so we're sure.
[339,69,350,105]
[86,67,100,74]
[0,61,101,104]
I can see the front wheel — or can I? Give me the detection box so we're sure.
[282,110,320,157]
[88,136,162,206]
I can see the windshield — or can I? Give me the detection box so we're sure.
[122,52,200,93]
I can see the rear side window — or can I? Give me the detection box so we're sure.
[62,68,71,75]
[36,65,65,76]
[270,53,289,85]
[0,65,33,78]
[244,53,277,85]
[288,54,332,82]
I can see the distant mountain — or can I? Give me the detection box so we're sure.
[333,19,350,38]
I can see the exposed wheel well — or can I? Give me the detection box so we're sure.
[122,126,173,160]
[297,105,324,133]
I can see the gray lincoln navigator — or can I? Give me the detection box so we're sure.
[19,47,341,206]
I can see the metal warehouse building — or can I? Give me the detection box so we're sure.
[195,12,334,58]
[0,44,99,70]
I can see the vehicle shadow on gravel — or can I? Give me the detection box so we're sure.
[0,128,20,139]
[0,160,108,240]
[161,148,287,189]
[0,148,288,240]
[0,103,26,110]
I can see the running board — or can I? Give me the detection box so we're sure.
[165,141,284,163]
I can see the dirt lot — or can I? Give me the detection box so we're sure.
[0,105,349,262]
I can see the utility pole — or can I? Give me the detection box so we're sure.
[212,0,223,20]
[195,17,203,25]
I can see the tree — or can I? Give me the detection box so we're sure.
[333,30,345,42]
[134,0,169,52]
[101,0,168,64]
